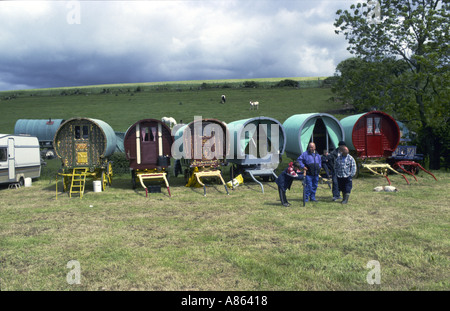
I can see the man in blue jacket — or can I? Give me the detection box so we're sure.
[297,142,322,202]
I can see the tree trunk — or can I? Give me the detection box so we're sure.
[416,92,441,170]
[421,126,441,170]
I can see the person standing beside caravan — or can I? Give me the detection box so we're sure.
[334,146,357,204]
[329,140,347,201]
[297,142,321,202]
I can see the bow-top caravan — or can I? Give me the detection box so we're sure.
[173,118,229,196]
[283,113,345,159]
[124,119,174,197]
[340,111,409,185]
[53,117,117,198]
[226,116,286,193]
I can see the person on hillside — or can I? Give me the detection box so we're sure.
[334,145,357,204]
[329,140,347,201]
[275,161,303,207]
[297,142,321,202]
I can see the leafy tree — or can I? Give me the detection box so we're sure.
[275,79,299,88]
[334,0,449,169]
[243,81,259,88]
[332,57,410,111]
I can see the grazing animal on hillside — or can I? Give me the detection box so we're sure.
[221,95,226,104]
[249,101,259,110]
[373,185,398,192]
[161,117,177,129]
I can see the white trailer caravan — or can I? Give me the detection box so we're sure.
[0,134,41,186]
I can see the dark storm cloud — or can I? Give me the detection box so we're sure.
[0,0,358,91]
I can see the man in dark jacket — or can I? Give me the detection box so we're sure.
[275,161,303,207]
[321,149,333,178]
[329,140,346,201]
[297,142,321,202]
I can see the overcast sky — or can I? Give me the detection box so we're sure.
[0,0,360,91]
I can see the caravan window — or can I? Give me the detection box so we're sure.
[0,148,6,161]
[142,127,156,142]
[82,126,89,139]
[367,118,373,134]
[75,125,89,139]
[75,126,81,139]
[374,117,381,134]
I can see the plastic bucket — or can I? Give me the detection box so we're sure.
[93,180,102,192]
[24,177,32,187]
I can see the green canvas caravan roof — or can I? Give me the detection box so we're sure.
[226,116,286,165]
[283,113,345,159]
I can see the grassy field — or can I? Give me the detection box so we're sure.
[0,79,448,291]
[1,163,448,291]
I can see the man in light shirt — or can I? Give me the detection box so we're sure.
[334,146,357,204]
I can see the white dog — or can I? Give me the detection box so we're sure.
[373,186,398,192]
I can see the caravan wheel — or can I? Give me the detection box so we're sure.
[101,171,108,191]
[131,170,137,189]
[184,169,190,183]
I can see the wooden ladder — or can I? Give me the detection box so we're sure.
[70,168,88,198]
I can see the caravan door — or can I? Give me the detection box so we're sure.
[8,137,15,180]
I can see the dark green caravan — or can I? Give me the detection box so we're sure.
[53,117,117,170]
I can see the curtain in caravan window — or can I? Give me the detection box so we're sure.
[150,127,157,142]
[141,127,147,141]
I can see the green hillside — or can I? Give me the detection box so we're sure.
[0,77,342,133]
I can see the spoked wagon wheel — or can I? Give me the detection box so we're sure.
[101,171,108,191]
[107,162,113,186]
[63,176,70,192]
